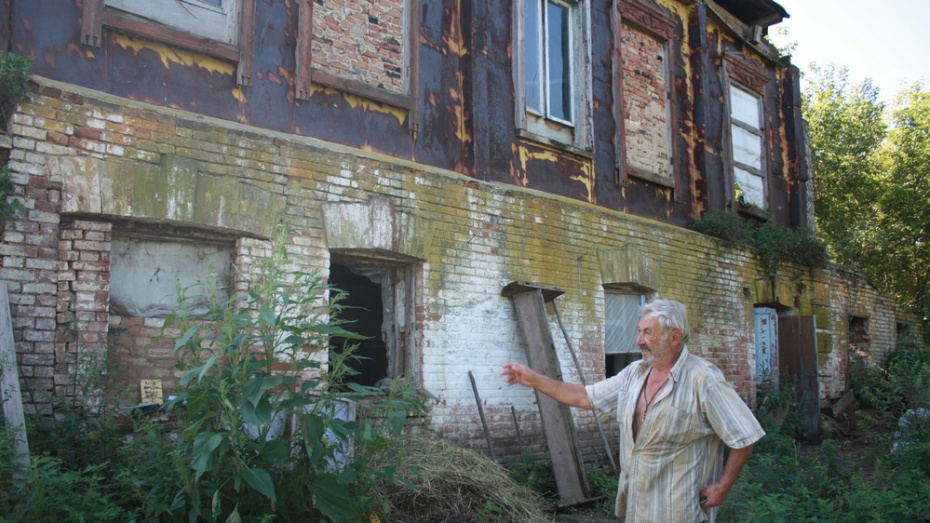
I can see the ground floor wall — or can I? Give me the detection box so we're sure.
[2,78,919,464]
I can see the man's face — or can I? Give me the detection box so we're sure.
[636,313,679,367]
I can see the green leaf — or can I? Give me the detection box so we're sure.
[196,353,220,384]
[212,488,222,518]
[310,474,359,522]
[241,375,283,408]
[259,307,277,326]
[225,506,242,523]
[337,468,357,485]
[388,411,406,436]
[174,326,199,351]
[191,431,223,479]
[259,438,290,462]
[241,468,277,503]
[238,398,273,428]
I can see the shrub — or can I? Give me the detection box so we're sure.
[851,341,930,414]
[144,225,435,522]
[0,51,32,130]
[692,210,829,279]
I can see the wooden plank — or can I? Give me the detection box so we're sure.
[0,281,29,475]
[295,0,314,100]
[237,0,257,86]
[779,315,820,443]
[506,284,589,504]
[830,389,856,418]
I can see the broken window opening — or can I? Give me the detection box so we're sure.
[328,259,416,388]
[848,314,870,357]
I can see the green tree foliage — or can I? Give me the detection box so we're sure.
[806,66,930,319]
[874,84,930,318]
[805,65,886,267]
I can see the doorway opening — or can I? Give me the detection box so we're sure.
[327,258,417,387]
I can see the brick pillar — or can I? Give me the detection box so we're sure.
[57,219,111,411]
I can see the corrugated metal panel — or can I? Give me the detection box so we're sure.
[605,294,645,354]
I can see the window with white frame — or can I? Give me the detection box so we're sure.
[729,83,767,210]
[515,0,592,151]
[105,0,240,45]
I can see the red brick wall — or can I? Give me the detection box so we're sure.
[312,0,406,93]
[621,23,670,178]
[56,220,110,408]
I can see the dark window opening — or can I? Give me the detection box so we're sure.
[896,322,914,345]
[329,263,388,387]
[606,353,639,377]
[848,315,870,356]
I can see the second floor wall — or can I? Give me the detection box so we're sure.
[4,0,807,230]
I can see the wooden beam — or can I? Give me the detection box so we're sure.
[504,282,589,504]
[830,389,856,419]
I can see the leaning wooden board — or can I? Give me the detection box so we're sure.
[502,281,589,504]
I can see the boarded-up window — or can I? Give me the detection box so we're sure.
[621,24,670,179]
[110,236,233,318]
[312,0,407,93]
[104,0,241,45]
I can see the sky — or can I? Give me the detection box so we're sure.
[769,0,930,103]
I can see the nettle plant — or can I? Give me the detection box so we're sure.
[162,226,434,522]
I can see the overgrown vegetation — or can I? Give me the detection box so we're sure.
[2,225,437,522]
[718,342,930,521]
[691,210,828,280]
[0,51,31,131]
[0,166,24,230]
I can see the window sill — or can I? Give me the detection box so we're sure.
[516,128,594,159]
[310,69,414,112]
[627,167,675,189]
[81,0,256,86]
[103,8,239,62]
[737,203,771,220]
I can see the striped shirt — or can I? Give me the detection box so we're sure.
[586,346,765,522]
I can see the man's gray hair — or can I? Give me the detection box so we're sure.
[641,299,690,343]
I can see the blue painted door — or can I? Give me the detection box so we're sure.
[754,307,778,389]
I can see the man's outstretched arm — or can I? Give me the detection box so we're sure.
[501,362,592,410]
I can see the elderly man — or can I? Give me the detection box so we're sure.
[502,299,764,522]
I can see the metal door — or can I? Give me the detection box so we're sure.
[754,307,778,389]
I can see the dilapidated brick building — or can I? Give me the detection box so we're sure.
[0,0,919,470]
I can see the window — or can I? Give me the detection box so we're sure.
[619,23,672,183]
[105,0,240,45]
[604,293,645,376]
[110,235,234,317]
[515,0,592,152]
[81,0,255,85]
[295,0,420,128]
[729,83,767,210]
[328,260,417,387]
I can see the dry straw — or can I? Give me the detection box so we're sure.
[382,438,553,522]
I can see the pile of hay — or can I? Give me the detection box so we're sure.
[383,438,552,522]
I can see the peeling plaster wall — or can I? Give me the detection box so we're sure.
[2,81,919,462]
